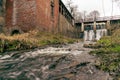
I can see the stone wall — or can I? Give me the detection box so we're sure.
[5,0,60,33]
[59,14,75,37]
[4,0,76,36]
[0,0,5,32]
[6,0,37,32]
[36,0,59,32]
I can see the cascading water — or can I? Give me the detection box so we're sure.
[84,30,95,41]
[89,30,95,41]
[96,29,107,40]
[84,24,107,41]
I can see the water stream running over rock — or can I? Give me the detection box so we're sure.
[84,29,107,41]
[0,42,111,80]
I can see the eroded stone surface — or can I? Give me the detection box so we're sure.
[0,42,111,80]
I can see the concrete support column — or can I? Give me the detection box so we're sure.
[106,20,110,29]
[81,22,84,32]
[106,20,111,35]
[93,21,96,30]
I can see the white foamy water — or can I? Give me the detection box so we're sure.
[84,29,107,41]
[96,29,107,40]
[89,30,95,41]
[0,46,84,61]
[84,30,95,41]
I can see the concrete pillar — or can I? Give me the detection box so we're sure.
[106,20,111,35]
[93,21,96,30]
[106,20,110,29]
[81,22,84,32]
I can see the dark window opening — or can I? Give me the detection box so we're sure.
[0,0,3,7]
[51,1,54,18]
[11,30,20,36]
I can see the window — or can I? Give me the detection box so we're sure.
[51,0,54,17]
[0,0,3,7]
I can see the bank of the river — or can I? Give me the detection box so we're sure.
[0,30,78,54]
[89,29,120,80]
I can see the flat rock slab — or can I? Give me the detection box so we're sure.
[0,42,111,80]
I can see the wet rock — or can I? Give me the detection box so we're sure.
[0,42,111,80]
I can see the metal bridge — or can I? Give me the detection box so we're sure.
[79,15,120,23]
[75,15,120,40]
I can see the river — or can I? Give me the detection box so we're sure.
[0,42,111,80]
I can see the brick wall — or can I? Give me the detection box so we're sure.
[59,14,75,37]
[6,0,37,32]
[0,0,5,33]
[16,0,37,32]
[6,0,59,33]
[6,0,13,28]
[36,0,59,32]
[5,0,76,36]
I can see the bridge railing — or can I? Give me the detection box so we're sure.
[78,15,120,23]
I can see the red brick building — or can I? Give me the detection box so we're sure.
[5,0,75,36]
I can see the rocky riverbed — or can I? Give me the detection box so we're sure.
[0,42,111,80]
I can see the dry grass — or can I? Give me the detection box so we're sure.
[0,31,38,45]
[0,30,78,53]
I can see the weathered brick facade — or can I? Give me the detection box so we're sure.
[35,0,59,32]
[0,0,5,32]
[5,0,75,36]
[6,0,37,32]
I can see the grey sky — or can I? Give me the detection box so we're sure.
[62,0,120,17]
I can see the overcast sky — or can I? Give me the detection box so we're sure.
[62,0,120,17]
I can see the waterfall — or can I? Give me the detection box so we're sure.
[89,30,95,41]
[84,31,88,41]
[96,29,107,40]
[84,25,107,41]
[84,30,95,41]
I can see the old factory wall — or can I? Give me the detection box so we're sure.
[6,0,37,33]
[0,0,5,32]
[36,0,59,32]
[3,0,75,37]
[59,0,75,37]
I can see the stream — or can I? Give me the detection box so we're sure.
[0,42,111,80]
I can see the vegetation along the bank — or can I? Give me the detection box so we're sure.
[0,30,77,53]
[90,29,120,79]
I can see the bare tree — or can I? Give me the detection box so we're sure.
[75,11,88,22]
[75,12,83,22]
[112,0,120,9]
[66,0,78,17]
[87,10,100,21]
[66,0,90,22]
[66,0,73,13]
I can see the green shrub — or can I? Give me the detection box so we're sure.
[97,36,111,47]
[0,31,78,53]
